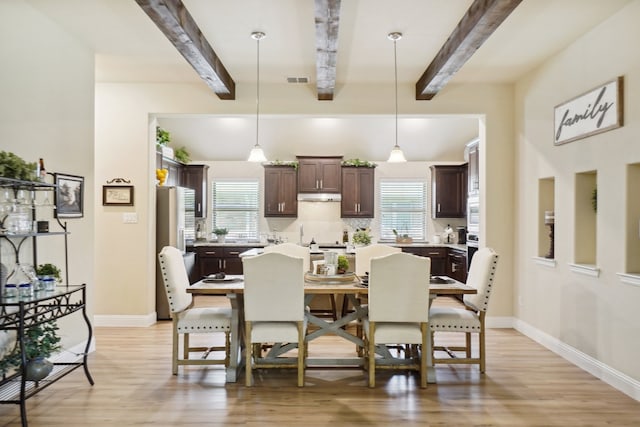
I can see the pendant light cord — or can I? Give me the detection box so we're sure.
[256,34,260,148]
[393,37,398,148]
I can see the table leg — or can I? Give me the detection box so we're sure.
[226,293,244,383]
[427,294,436,383]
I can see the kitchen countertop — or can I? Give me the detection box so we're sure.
[237,242,468,258]
[189,241,466,251]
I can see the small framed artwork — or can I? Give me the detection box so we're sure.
[54,173,84,219]
[102,185,134,206]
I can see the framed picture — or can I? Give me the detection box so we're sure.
[54,173,84,218]
[102,185,134,206]
[554,76,624,145]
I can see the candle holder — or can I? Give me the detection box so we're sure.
[544,211,554,259]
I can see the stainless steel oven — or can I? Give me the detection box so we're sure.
[466,195,479,269]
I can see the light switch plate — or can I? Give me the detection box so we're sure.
[123,212,138,224]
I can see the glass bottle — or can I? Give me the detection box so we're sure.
[6,263,32,299]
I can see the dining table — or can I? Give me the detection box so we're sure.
[187,274,476,383]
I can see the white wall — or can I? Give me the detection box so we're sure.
[0,0,95,350]
[514,1,640,384]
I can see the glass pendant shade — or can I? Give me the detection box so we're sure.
[387,144,407,163]
[247,144,267,162]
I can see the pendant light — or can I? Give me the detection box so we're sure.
[248,31,268,162]
[387,32,407,163]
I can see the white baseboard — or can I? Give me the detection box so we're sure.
[514,318,640,402]
[93,313,157,327]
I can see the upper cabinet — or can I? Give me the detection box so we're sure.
[182,164,209,218]
[467,139,479,195]
[297,156,342,193]
[156,150,183,187]
[264,165,298,217]
[341,166,375,218]
[430,164,468,218]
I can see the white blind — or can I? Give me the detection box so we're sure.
[379,180,426,240]
[212,180,259,240]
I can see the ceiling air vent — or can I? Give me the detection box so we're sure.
[287,77,309,84]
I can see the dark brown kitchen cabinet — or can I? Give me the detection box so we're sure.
[264,165,298,217]
[467,139,479,195]
[341,167,374,218]
[297,156,342,193]
[195,246,251,276]
[182,164,209,218]
[430,165,468,218]
[447,247,468,283]
[399,246,447,276]
[156,151,183,187]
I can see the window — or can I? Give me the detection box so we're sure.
[212,180,259,240]
[379,180,427,241]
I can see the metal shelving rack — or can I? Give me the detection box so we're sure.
[0,177,93,426]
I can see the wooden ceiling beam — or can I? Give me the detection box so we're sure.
[135,0,235,100]
[314,0,341,101]
[415,0,522,100]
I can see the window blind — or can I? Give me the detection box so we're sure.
[212,180,259,240]
[379,180,426,241]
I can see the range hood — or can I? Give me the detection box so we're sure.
[297,193,342,202]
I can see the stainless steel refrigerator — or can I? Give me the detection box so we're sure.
[156,186,196,320]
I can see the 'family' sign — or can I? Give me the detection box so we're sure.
[554,76,623,145]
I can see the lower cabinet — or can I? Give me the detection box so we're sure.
[194,246,251,276]
[447,247,468,283]
[400,247,447,276]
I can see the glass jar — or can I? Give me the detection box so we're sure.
[19,283,33,299]
[6,263,37,299]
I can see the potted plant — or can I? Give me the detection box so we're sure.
[0,151,37,181]
[0,321,61,381]
[174,146,190,164]
[36,263,61,291]
[393,229,413,244]
[337,255,349,274]
[352,229,372,246]
[213,228,229,243]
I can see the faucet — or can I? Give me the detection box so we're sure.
[299,224,304,245]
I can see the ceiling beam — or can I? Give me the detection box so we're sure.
[135,0,235,100]
[314,0,341,101]
[415,0,522,100]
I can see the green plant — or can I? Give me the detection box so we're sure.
[0,321,61,376]
[268,160,299,170]
[0,151,37,181]
[156,127,171,146]
[213,228,229,236]
[36,263,61,280]
[341,158,377,168]
[174,146,190,163]
[337,255,349,273]
[352,229,372,245]
[392,229,409,238]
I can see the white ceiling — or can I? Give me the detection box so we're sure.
[25,0,632,161]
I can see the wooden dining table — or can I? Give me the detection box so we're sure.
[188,274,476,383]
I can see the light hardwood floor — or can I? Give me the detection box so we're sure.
[1,296,638,426]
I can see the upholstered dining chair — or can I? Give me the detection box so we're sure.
[158,246,231,375]
[265,242,337,320]
[343,244,402,317]
[242,252,307,387]
[365,252,431,388]
[429,247,499,373]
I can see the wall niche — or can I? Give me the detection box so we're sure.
[572,170,597,274]
[538,177,555,260]
[623,163,640,279]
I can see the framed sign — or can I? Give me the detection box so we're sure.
[102,185,134,206]
[54,173,84,218]
[554,76,624,145]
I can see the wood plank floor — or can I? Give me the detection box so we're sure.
[1,296,638,426]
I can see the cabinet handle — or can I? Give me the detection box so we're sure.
[197,203,201,212]
[437,203,441,212]
[320,179,323,189]
[451,263,458,272]
[427,251,441,256]
[228,251,239,255]
[218,259,222,269]
[223,260,226,269]
[205,251,217,255]
[316,180,319,189]
[282,201,285,211]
